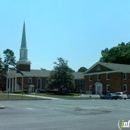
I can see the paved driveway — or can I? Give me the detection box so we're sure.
[0,99,129,130]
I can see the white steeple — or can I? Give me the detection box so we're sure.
[18,22,30,64]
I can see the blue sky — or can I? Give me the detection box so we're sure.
[0,0,130,71]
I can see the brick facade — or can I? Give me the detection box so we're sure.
[84,62,130,94]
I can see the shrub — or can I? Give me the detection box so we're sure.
[14,90,22,93]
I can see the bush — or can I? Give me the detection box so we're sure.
[38,89,46,93]
[14,90,22,93]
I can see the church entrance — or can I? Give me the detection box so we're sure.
[95,82,102,94]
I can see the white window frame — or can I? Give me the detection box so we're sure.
[124,84,127,92]
[89,75,92,81]
[37,78,42,90]
[106,73,110,80]
[106,84,110,92]
[124,73,127,80]
[28,78,32,83]
[97,66,101,71]
[97,74,100,81]
[89,85,92,91]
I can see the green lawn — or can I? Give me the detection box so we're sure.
[0,93,100,100]
[35,93,80,99]
[0,93,49,100]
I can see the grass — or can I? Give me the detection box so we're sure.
[0,93,100,100]
[30,93,99,100]
[35,93,79,99]
[0,93,49,100]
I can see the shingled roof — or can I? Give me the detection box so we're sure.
[85,62,130,74]
[7,69,84,79]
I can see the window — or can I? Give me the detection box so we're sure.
[89,75,92,81]
[37,78,42,89]
[79,80,81,84]
[124,73,127,80]
[106,73,110,80]
[75,80,77,84]
[77,80,79,84]
[106,85,110,92]
[97,66,101,71]
[46,79,48,84]
[28,78,32,83]
[97,74,100,81]
[124,84,127,92]
[89,85,92,91]
[82,79,84,84]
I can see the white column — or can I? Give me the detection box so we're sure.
[12,78,14,92]
[9,78,11,93]
[22,76,23,92]
[15,77,17,91]
[6,77,8,93]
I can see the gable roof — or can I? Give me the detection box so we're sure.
[7,69,84,79]
[85,62,130,74]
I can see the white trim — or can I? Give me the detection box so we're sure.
[106,84,110,92]
[37,78,42,90]
[85,70,118,75]
[28,78,32,83]
[97,74,100,81]
[124,84,127,92]
[89,75,92,81]
[123,73,127,80]
[89,85,92,91]
[95,82,102,94]
[97,66,101,71]
[106,73,110,80]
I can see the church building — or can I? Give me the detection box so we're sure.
[6,23,84,93]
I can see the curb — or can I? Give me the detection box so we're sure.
[0,106,5,109]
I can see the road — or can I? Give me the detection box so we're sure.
[0,99,129,130]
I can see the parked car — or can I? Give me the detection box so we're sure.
[100,93,117,99]
[115,92,127,100]
[127,94,130,99]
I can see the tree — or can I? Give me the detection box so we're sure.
[0,49,16,91]
[3,49,16,74]
[99,42,130,64]
[78,67,87,72]
[0,57,5,91]
[46,57,75,94]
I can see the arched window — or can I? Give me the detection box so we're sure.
[37,78,42,90]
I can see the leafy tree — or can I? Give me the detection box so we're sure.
[78,67,87,72]
[3,49,16,73]
[46,57,75,94]
[0,49,16,91]
[99,42,130,64]
[0,57,6,91]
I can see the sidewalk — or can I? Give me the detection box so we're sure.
[11,93,61,100]
[79,94,101,98]
[0,106,5,109]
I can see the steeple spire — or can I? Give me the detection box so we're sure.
[17,22,31,71]
[21,22,27,48]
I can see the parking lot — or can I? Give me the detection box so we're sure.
[0,99,129,130]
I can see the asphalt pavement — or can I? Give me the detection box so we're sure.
[0,99,129,130]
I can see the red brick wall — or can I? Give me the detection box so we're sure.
[17,77,48,90]
[17,64,30,71]
[84,72,130,94]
